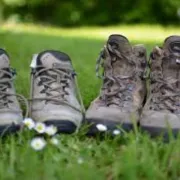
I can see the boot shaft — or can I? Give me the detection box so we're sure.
[97,34,147,110]
[150,36,180,83]
[103,35,146,77]
[147,35,180,112]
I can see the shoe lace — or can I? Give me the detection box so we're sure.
[149,53,180,112]
[0,68,28,117]
[96,44,143,107]
[30,66,85,113]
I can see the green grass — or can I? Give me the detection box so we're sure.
[0,23,180,180]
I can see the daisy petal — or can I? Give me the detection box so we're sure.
[96,124,107,132]
[45,125,57,136]
[34,122,46,134]
[113,129,121,135]
[30,137,46,151]
[23,118,35,130]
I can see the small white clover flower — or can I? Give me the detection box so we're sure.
[96,124,107,132]
[34,122,46,134]
[23,118,35,130]
[50,137,59,146]
[45,125,57,136]
[30,137,46,151]
[113,129,121,135]
[77,157,84,164]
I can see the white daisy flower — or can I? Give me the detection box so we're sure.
[34,122,46,134]
[77,157,84,164]
[30,137,46,151]
[45,125,57,136]
[23,118,35,130]
[50,137,59,146]
[113,129,121,135]
[96,124,107,132]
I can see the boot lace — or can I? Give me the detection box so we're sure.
[0,68,28,117]
[96,44,142,107]
[30,66,85,113]
[149,53,180,113]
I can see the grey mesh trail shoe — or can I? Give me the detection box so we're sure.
[86,35,147,135]
[0,49,25,135]
[140,35,180,138]
[30,50,84,134]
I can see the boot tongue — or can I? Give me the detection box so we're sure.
[107,34,132,55]
[106,34,133,77]
[0,49,10,69]
[163,35,180,54]
[37,50,73,70]
[36,51,73,99]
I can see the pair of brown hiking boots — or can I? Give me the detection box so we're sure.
[87,34,180,138]
[0,35,180,137]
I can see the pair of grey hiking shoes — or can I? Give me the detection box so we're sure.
[0,49,83,135]
[0,35,180,137]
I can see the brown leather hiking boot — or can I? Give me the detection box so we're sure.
[0,49,26,135]
[141,35,180,138]
[86,35,147,135]
[29,50,84,134]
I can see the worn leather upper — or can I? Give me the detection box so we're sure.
[141,35,180,128]
[86,35,147,123]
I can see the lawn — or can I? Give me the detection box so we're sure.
[0,23,180,180]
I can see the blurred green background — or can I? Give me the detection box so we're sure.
[0,1,180,180]
[0,0,180,26]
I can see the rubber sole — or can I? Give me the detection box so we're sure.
[141,125,180,140]
[0,123,21,136]
[44,120,77,134]
[86,118,133,136]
